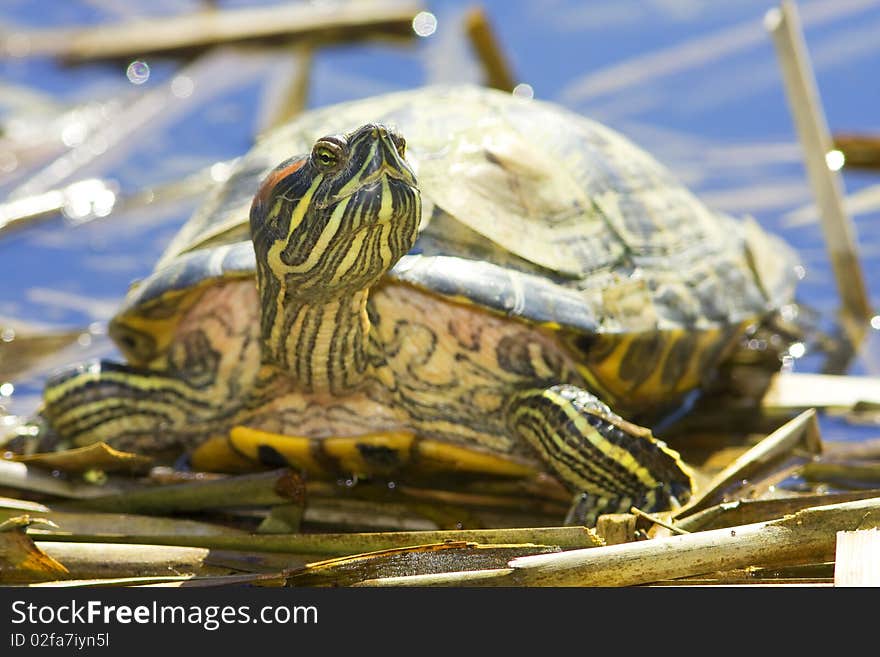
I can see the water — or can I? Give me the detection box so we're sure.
[0,0,878,443]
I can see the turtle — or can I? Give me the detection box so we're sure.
[38,85,798,523]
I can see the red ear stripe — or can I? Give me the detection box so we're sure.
[254,157,308,210]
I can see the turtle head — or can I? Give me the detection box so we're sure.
[249,124,420,388]
[250,123,420,299]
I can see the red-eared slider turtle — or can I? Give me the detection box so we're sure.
[40,85,797,523]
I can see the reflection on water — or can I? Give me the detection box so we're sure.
[0,0,878,442]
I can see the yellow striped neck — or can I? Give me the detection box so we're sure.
[263,286,372,395]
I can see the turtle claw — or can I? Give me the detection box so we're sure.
[564,481,692,527]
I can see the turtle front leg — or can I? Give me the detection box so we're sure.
[506,384,694,526]
[41,359,229,456]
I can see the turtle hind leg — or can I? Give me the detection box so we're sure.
[506,383,694,526]
[42,359,222,456]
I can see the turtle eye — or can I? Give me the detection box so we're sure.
[311,139,344,171]
[392,134,406,158]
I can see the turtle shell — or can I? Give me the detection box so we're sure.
[111,85,797,407]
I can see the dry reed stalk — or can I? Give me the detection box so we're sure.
[765,1,872,326]
[4,2,423,61]
[673,408,822,520]
[358,496,880,587]
[464,6,517,92]
[32,525,600,557]
[832,133,880,171]
[674,489,880,533]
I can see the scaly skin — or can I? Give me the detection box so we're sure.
[42,123,694,524]
[44,275,693,522]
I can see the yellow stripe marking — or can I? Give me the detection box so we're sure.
[228,426,536,479]
[414,440,536,477]
[544,388,659,489]
[229,426,323,474]
[331,143,378,199]
[321,431,414,474]
[331,224,369,286]
[45,369,215,413]
[190,435,260,472]
[283,194,349,274]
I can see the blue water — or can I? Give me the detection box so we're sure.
[1,0,879,443]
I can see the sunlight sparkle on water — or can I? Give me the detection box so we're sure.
[126,60,150,85]
[788,342,806,359]
[210,161,233,182]
[825,149,845,172]
[61,179,117,222]
[871,315,880,330]
[512,83,535,99]
[780,304,798,322]
[412,12,437,37]
[0,383,14,397]
[61,121,87,147]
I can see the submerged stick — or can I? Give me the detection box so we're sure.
[765,1,872,326]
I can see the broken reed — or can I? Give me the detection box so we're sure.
[357,496,880,587]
